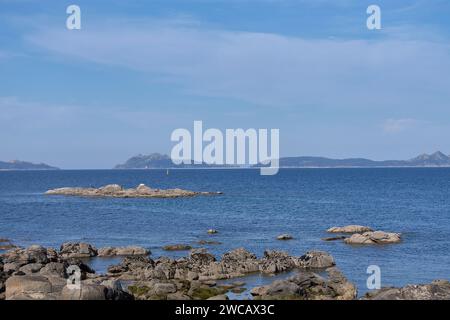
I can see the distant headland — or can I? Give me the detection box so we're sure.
[114,151,450,169]
[0,160,59,170]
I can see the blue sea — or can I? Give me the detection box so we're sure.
[1,168,449,296]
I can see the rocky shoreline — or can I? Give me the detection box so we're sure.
[1,238,448,300]
[1,225,446,300]
[45,184,222,199]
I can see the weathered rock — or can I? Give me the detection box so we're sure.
[39,262,66,278]
[363,280,450,300]
[101,279,134,300]
[153,282,177,295]
[163,244,192,251]
[251,268,356,300]
[2,245,51,265]
[45,184,221,199]
[276,234,293,240]
[61,284,106,300]
[107,256,154,278]
[136,184,153,194]
[99,184,123,194]
[344,231,401,245]
[327,225,373,233]
[5,275,53,300]
[98,246,149,257]
[190,249,217,266]
[296,251,335,269]
[18,263,43,275]
[259,250,296,274]
[3,262,23,274]
[107,247,337,284]
[59,242,98,258]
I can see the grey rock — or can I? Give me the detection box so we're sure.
[363,280,450,300]
[98,246,149,257]
[45,184,220,199]
[344,231,401,245]
[60,242,98,258]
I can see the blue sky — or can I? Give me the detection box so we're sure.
[1,0,450,168]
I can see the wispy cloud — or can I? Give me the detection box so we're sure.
[24,20,450,110]
[382,118,419,133]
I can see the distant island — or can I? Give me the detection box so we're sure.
[0,160,59,170]
[263,151,450,168]
[114,153,237,169]
[114,151,450,169]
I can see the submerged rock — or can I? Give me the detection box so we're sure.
[0,239,16,251]
[45,184,222,199]
[321,236,347,241]
[197,240,222,245]
[276,234,293,240]
[344,231,401,245]
[163,244,192,251]
[327,225,373,233]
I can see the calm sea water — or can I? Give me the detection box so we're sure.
[1,168,449,296]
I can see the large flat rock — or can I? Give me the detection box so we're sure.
[45,184,222,198]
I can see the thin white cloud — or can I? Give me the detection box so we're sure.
[24,20,450,110]
[382,118,419,133]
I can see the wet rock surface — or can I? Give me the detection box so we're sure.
[45,184,222,198]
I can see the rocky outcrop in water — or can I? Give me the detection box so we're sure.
[276,234,293,240]
[325,226,401,245]
[45,184,222,199]
[344,231,401,245]
[363,280,450,300]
